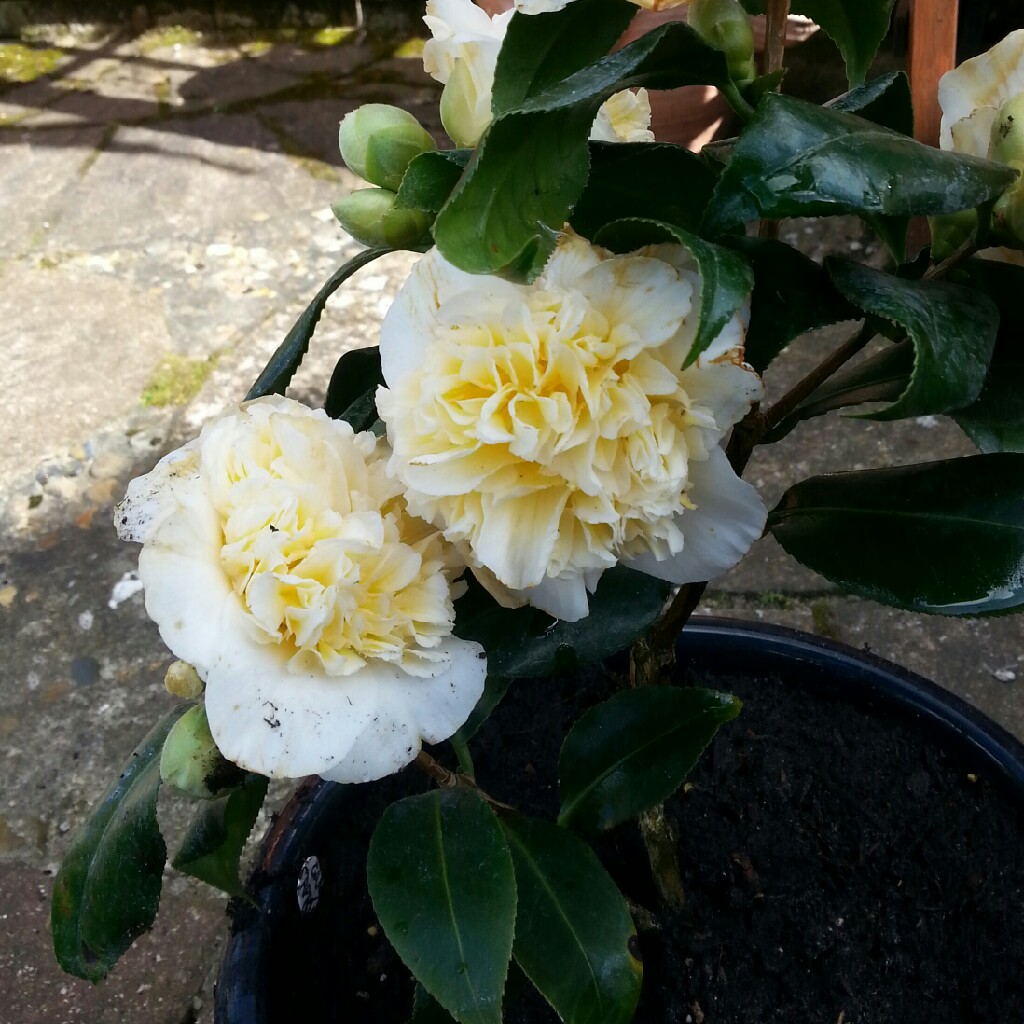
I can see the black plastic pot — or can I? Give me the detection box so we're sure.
[215,618,1024,1023]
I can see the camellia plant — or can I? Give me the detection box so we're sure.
[52,1,1024,1021]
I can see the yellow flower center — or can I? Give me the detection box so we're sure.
[200,403,458,677]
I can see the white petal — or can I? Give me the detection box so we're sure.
[948,109,999,159]
[624,446,765,584]
[939,30,1024,150]
[679,360,764,434]
[320,638,486,783]
[203,603,380,778]
[115,441,201,545]
[521,572,593,621]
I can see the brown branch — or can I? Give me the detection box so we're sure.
[413,750,517,813]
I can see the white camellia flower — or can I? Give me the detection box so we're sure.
[938,29,1024,157]
[115,395,486,783]
[938,29,1024,265]
[376,232,766,622]
[422,0,654,147]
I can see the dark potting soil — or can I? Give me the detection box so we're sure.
[234,657,1024,1024]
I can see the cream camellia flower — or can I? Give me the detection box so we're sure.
[422,0,654,147]
[938,29,1024,265]
[938,30,1024,157]
[115,395,486,783]
[376,233,766,622]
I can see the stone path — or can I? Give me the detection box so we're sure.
[1,13,1021,1024]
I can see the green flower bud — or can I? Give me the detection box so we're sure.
[989,94,1024,166]
[928,208,977,263]
[332,188,432,248]
[688,0,757,85]
[160,705,244,799]
[991,162,1024,249]
[164,660,204,699]
[338,104,436,192]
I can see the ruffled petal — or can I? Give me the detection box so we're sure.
[624,446,766,584]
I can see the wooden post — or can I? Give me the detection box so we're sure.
[908,0,959,147]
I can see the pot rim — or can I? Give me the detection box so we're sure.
[215,617,1024,1023]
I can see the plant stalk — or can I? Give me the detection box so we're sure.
[757,0,791,241]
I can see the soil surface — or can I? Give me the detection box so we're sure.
[229,656,1024,1024]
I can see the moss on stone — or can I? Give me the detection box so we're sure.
[0,43,64,83]
[137,26,200,54]
[142,354,217,408]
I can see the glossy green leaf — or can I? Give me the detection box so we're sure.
[396,151,471,215]
[826,70,913,136]
[171,773,269,899]
[502,816,642,1024]
[453,567,672,680]
[571,143,720,240]
[491,0,637,115]
[410,984,458,1024]
[827,259,999,420]
[52,705,190,981]
[740,0,895,87]
[559,687,741,832]
[594,217,753,366]
[246,248,391,400]
[323,346,385,431]
[768,454,1024,615]
[703,94,1017,236]
[725,237,857,372]
[952,259,1024,454]
[773,340,912,438]
[368,789,516,1024]
[435,22,733,281]
[455,674,514,744]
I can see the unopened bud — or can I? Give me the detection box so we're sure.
[991,162,1024,249]
[688,0,757,84]
[338,104,436,192]
[989,93,1024,166]
[332,188,432,248]
[160,705,243,799]
[165,660,204,699]
[440,59,492,148]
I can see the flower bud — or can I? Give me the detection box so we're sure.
[989,93,1024,166]
[991,162,1024,248]
[688,0,757,84]
[440,58,492,148]
[332,188,432,248]
[164,660,204,699]
[160,704,244,799]
[338,104,436,192]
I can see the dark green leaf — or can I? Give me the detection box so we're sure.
[396,151,472,215]
[323,346,385,430]
[827,259,998,420]
[368,789,516,1024]
[171,773,269,898]
[571,143,721,241]
[410,984,458,1024]
[724,237,857,372]
[774,340,912,438]
[245,248,391,400]
[455,675,514,744]
[502,816,642,1024]
[953,260,1024,453]
[453,567,672,679]
[559,687,741,832]
[435,23,733,281]
[491,0,637,115]
[768,454,1024,615]
[594,218,753,366]
[703,94,1017,236]
[738,0,896,87]
[51,705,190,981]
[826,70,913,136]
